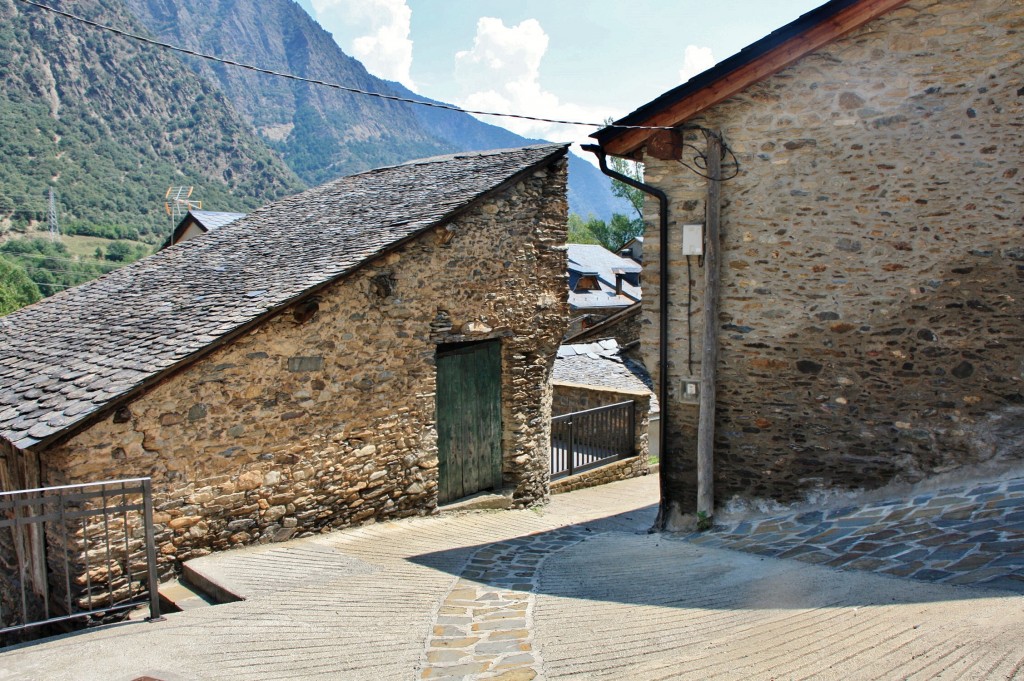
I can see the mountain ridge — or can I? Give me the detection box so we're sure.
[0,0,304,240]
[122,0,630,219]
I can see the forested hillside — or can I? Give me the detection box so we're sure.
[0,0,303,243]
[0,0,628,314]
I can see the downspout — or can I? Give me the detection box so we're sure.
[581,144,671,531]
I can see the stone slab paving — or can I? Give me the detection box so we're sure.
[421,528,592,680]
[684,475,1024,592]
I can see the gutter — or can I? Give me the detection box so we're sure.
[581,144,671,531]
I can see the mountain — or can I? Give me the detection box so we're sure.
[0,0,304,242]
[121,0,630,220]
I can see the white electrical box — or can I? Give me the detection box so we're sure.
[680,379,700,403]
[682,224,704,256]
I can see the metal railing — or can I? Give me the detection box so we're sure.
[0,477,161,641]
[551,401,635,479]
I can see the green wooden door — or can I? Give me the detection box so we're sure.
[436,341,502,504]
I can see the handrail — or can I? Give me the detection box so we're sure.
[551,400,635,421]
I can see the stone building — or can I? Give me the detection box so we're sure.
[565,243,642,341]
[591,0,1023,525]
[563,301,643,361]
[0,145,569,619]
[161,209,248,248]
[551,339,658,494]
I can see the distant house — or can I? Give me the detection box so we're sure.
[563,301,643,361]
[552,339,660,481]
[566,243,641,340]
[620,235,643,263]
[549,340,655,493]
[592,0,1024,524]
[0,145,569,621]
[161,209,248,248]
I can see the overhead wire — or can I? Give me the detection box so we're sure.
[0,252,131,266]
[13,0,678,133]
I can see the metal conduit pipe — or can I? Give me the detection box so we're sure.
[581,144,671,530]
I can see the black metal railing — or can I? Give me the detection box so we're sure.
[0,477,161,642]
[551,401,635,479]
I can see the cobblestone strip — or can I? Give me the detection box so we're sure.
[420,528,594,681]
[686,476,1024,592]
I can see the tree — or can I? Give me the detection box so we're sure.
[0,256,41,315]
[609,156,645,222]
[567,213,601,245]
[104,241,131,262]
[567,212,644,253]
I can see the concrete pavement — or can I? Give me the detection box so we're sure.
[0,473,1022,680]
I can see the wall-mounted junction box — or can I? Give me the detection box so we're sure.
[679,379,700,403]
[682,224,704,256]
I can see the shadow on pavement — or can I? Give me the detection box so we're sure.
[407,501,1019,610]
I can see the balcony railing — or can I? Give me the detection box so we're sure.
[551,401,635,479]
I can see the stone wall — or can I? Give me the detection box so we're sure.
[551,384,650,491]
[549,455,649,494]
[38,159,568,580]
[638,0,1024,513]
[564,304,644,359]
[553,383,648,418]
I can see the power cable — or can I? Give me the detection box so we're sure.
[14,0,678,133]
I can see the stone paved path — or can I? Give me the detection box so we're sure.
[421,528,591,680]
[684,475,1024,592]
[1,474,1023,680]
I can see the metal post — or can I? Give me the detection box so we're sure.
[141,479,162,622]
[629,401,636,457]
[567,419,575,477]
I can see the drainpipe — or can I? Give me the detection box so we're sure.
[581,144,671,531]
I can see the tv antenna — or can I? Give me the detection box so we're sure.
[165,186,201,230]
[47,188,60,241]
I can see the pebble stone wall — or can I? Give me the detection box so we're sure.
[36,160,568,584]
[638,0,1024,516]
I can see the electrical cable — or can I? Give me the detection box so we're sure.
[1,252,127,266]
[14,0,679,133]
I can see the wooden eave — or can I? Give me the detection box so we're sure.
[600,0,910,157]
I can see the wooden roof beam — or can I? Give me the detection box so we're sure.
[602,0,910,157]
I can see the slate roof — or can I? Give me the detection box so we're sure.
[161,210,249,249]
[553,340,658,413]
[0,144,568,451]
[188,210,248,232]
[567,244,641,310]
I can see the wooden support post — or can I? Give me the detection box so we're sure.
[697,131,722,520]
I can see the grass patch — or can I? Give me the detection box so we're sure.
[62,234,152,260]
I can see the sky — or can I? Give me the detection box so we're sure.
[294,0,825,150]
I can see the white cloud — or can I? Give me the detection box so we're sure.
[679,45,716,82]
[310,0,415,89]
[454,17,611,150]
